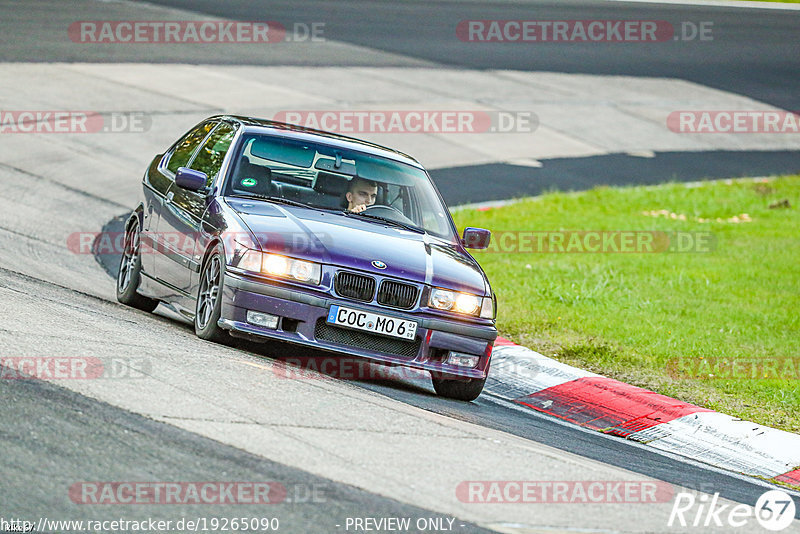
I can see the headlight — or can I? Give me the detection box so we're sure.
[455,293,481,315]
[429,288,492,318]
[237,250,321,285]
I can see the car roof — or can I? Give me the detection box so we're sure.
[213,115,425,170]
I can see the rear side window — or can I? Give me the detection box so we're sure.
[190,123,237,186]
[166,122,215,174]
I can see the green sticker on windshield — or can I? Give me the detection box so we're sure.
[241,178,257,187]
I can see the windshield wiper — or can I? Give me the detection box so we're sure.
[344,211,425,234]
[264,196,312,208]
[229,194,309,209]
[228,194,351,214]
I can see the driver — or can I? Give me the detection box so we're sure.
[345,176,378,213]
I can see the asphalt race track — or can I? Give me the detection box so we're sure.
[1,1,799,533]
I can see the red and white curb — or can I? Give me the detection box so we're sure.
[485,337,800,488]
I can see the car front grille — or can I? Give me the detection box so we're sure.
[377,280,419,309]
[314,319,421,359]
[334,271,375,302]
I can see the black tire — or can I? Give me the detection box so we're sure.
[431,374,487,401]
[116,217,159,312]
[195,245,229,343]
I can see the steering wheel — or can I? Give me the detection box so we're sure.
[361,204,417,226]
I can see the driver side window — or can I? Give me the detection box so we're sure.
[190,123,237,186]
[166,122,215,175]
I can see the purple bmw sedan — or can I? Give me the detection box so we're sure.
[117,116,496,400]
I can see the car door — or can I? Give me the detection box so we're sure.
[140,154,172,277]
[157,122,237,296]
[148,121,216,297]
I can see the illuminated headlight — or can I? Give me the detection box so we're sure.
[237,250,321,285]
[429,288,491,318]
[263,254,289,276]
[455,293,481,315]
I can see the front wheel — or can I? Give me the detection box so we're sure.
[195,245,229,343]
[431,374,487,401]
[116,217,159,312]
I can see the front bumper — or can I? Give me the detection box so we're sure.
[219,273,497,379]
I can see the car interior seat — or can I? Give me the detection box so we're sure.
[231,156,272,197]
[313,172,351,209]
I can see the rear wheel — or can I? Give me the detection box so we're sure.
[431,374,487,402]
[195,245,229,343]
[116,218,159,312]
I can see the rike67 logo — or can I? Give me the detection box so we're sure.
[669,489,796,531]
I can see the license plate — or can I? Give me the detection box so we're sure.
[326,305,418,341]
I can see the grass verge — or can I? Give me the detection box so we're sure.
[453,175,800,432]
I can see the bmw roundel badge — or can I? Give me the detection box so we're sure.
[371,260,387,269]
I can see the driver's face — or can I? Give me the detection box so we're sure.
[347,184,377,210]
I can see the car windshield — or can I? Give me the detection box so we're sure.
[224,133,456,240]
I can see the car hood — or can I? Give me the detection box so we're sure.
[226,198,488,295]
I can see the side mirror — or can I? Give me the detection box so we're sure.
[462,227,491,250]
[175,167,208,192]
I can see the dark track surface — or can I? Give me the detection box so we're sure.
[135,0,800,110]
[432,149,800,205]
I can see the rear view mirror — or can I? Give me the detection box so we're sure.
[462,227,491,249]
[175,167,208,192]
[315,157,357,175]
